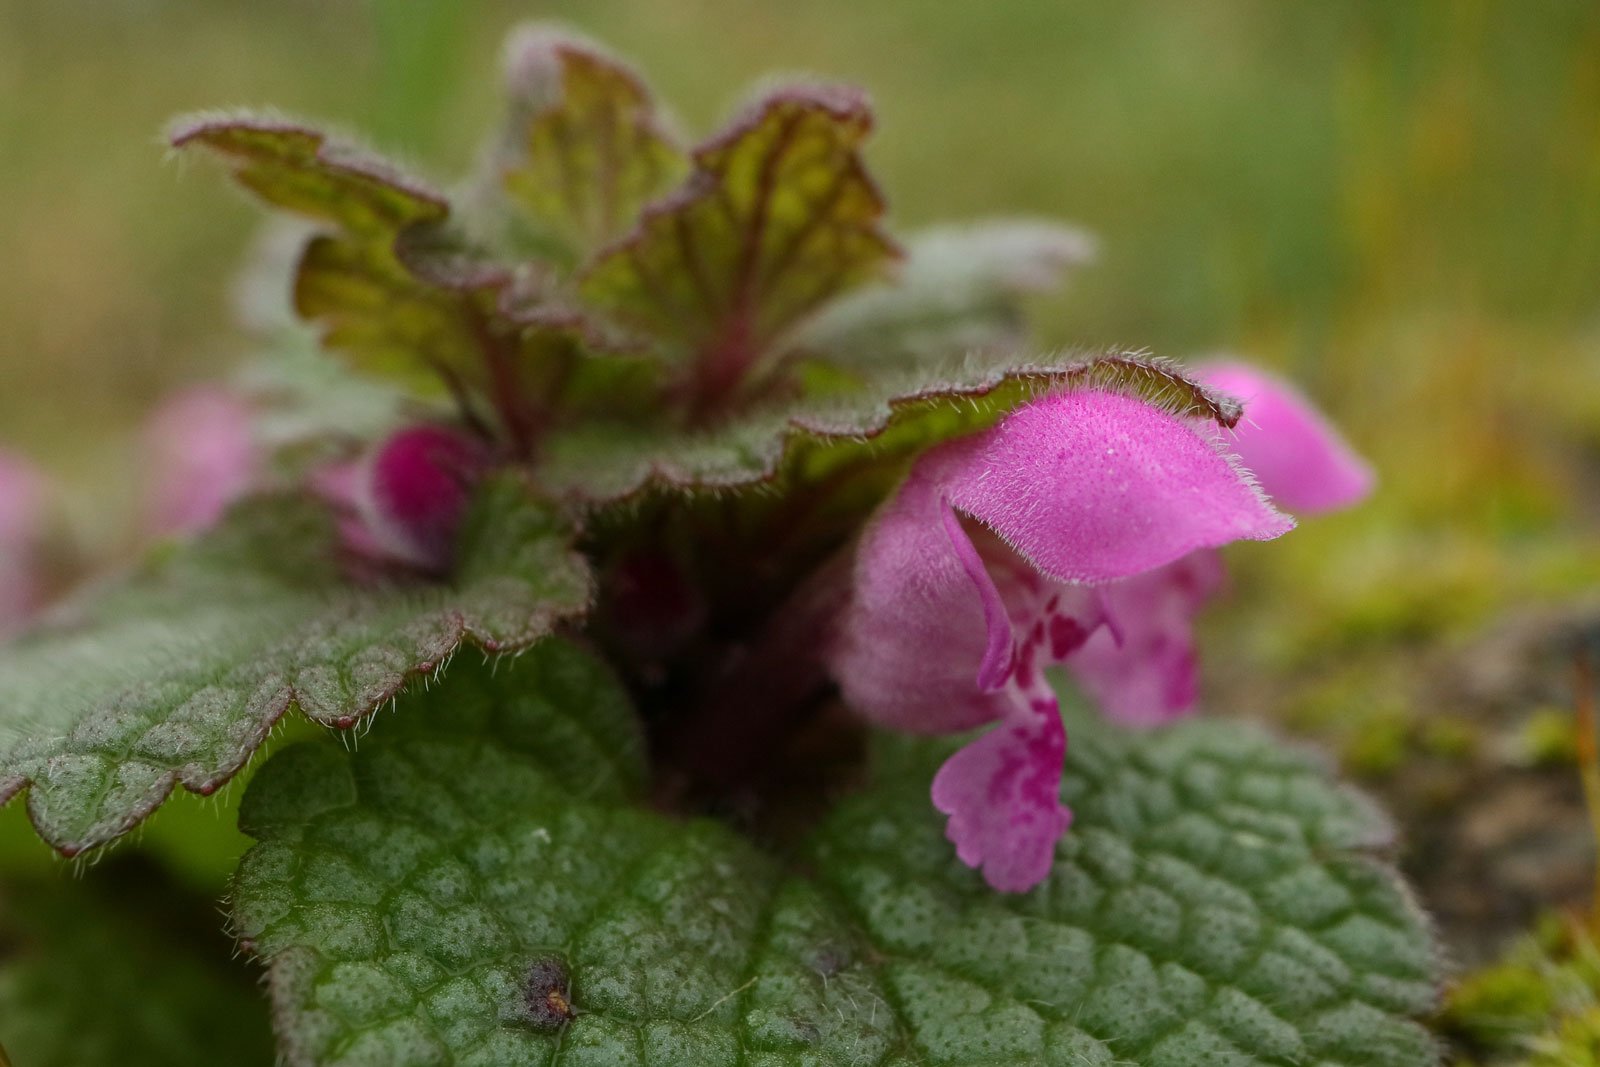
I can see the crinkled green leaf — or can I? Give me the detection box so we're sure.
[296,225,645,426]
[171,116,448,235]
[233,653,1440,1066]
[175,116,633,422]
[797,218,1096,368]
[578,87,899,376]
[0,475,591,857]
[174,115,483,396]
[537,350,1243,504]
[0,864,274,1066]
[292,231,488,394]
[496,24,686,258]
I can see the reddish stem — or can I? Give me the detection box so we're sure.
[468,306,540,459]
[658,549,854,793]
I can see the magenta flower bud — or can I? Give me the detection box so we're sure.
[144,386,259,537]
[352,425,489,573]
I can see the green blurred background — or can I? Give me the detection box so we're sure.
[4,1,1596,506]
[1,0,1599,929]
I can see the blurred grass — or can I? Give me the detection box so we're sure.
[2,2,1595,473]
[0,0,1598,888]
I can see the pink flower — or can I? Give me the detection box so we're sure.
[1199,360,1374,514]
[828,389,1292,891]
[1064,361,1375,727]
[144,386,259,537]
[315,425,488,574]
[0,450,47,636]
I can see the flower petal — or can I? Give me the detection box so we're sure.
[944,389,1293,584]
[144,386,259,536]
[1197,361,1374,515]
[930,695,1070,893]
[1067,550,1227,727]
[831,458,1014,734]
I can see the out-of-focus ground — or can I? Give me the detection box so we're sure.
[2,0,1599,1039]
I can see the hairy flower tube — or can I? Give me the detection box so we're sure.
[827,388,1294,891]
[1064,360,1375,726]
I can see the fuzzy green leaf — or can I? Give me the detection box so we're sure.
[578,87,899,370]
[292,231,486,394]
[234,655,1440,1066]
[537,350,1242,504]
[496,25,687,258]
[797,218,1096,368]
[0,865,274,1067]
[174,115,633,417]
[171,117,448,235]
[174,115,479,395]
[0,476,592,857]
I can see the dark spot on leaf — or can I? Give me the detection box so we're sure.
[787,1015,822,1043]
[524,956,575,1029]
[810,945,850,978]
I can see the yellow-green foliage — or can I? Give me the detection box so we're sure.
[1444,919,1600,1064]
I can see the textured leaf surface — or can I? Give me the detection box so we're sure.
[234,653,1440,1066]
[175,115,478,395]
[292,232,488,394]
[578,87,898,368]
[171,117,448,235]
[174,114,620,415]
[497,25,686,256]
[0,865,274,1066]
[797,219,1096,368]
[0,476,591,856]
[537,350,1243,504]
[814,715,1442,1067]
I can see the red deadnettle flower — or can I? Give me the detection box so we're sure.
[1064,361,1375,727]
[143,386,260,537]
[827,388,1295,892]
[316,425,489,574]
[0,450,47,636]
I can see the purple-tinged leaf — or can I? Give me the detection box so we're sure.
[291,232,486,395]
[174,115,646,439]
[496,24,687,256]
[578,87,900,409]
[170,116,448,235]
